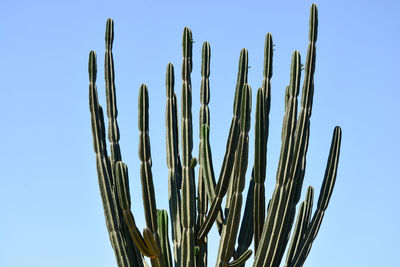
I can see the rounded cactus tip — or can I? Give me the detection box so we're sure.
[309,3,318,42]
[334,126,342,136]
[166,63,175,97]
[88,50,97,82]
[105,18,114,50]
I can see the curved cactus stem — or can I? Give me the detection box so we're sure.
[165,63,182,267]
[197,48,248,243]
[228,249,252,267]
[215,84,251,267]
[180,26,196,267]
[288,126,342,267]
[138,84,164,267]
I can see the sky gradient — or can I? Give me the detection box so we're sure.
[1,0,399,266]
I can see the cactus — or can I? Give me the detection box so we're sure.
[89,4,342,267]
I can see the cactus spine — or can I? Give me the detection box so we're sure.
[89,4,342,267]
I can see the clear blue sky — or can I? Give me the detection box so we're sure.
[1,0,399,266]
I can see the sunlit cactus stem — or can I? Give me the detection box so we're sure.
[180,26,196,267]
[138,84,164,267]
[165,62,182,267]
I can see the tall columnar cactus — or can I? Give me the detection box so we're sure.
[89,4,342,267]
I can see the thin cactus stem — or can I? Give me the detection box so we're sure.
[138,84,164,267]
[197,48,248,243]
[89,50,143,267]
[253,33,273,252]
[270,5,318,264]
[215,84,251,267]
[197,43,212,267]
[165,63,182,267]
[180,26,196,267]
[198,41,224,236]
[105,18,121,164]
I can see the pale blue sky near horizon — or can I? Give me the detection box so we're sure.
[1,0,399,266]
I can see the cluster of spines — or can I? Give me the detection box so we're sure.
[89,4,342,267]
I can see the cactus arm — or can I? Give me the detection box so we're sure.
[89,50,142,267]
[104,18,121,164]
[197,48,248,243]
[289,126,342,267]
[105,19,145,266]
[180,26,196,267]
[138,84,164,267]
[215,84,252,267]
[198,41,224,234]
[253,33,273,251]
[165,63,182,267]
[270,5,319,264]
[253,50,302,267]
[157,210,173,267]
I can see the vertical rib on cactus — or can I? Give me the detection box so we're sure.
[197,48,248,243]
[216,84,251,267]
[138,84,164,267]
[180,26,196,267]
[165,62,182,267]
[288,126,342,267]
[254,33,273,252]
[89,50,143,267]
